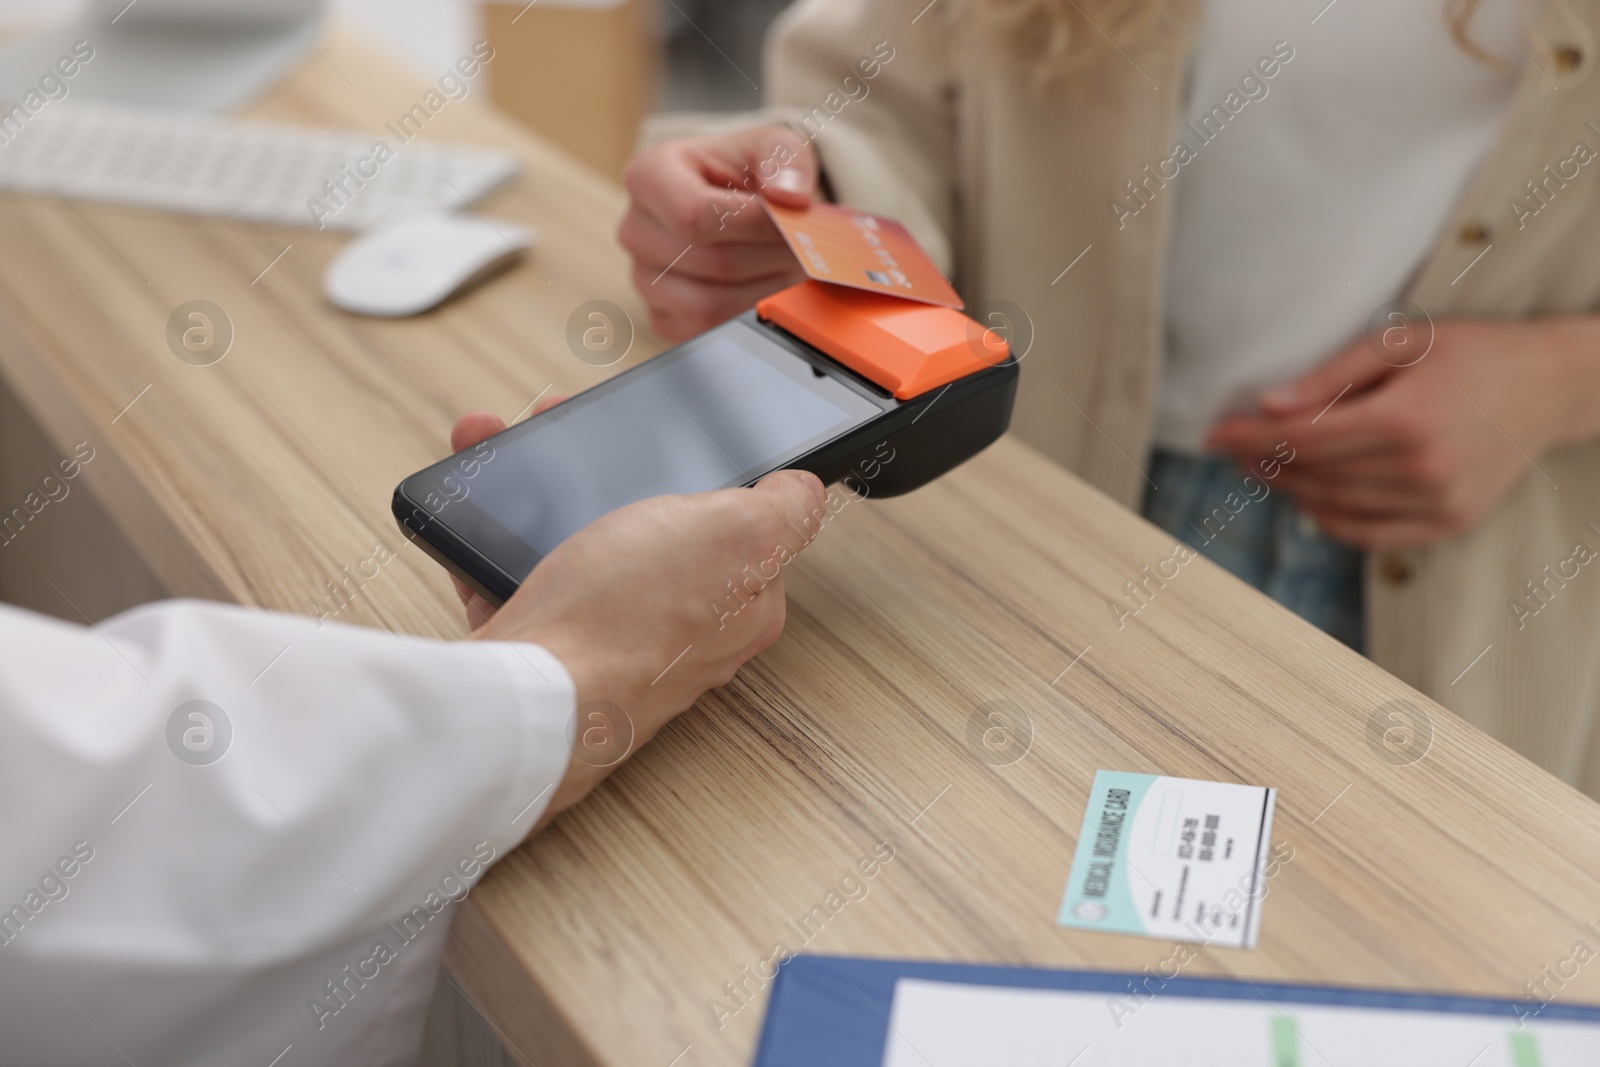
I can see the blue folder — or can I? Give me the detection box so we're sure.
[752,954,1600,1067]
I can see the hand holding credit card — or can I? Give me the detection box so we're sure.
[395,195,1017,603]
[763,199,965,309]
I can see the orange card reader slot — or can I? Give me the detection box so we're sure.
[756,281,1008,401]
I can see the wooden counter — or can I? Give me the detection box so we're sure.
[1,31,1597,1067]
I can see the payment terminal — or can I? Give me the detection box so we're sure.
[392,279,1018,604]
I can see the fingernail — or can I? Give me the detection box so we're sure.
[1261,385,1298,408]
[796,470,826,504]
[770,167,808,194]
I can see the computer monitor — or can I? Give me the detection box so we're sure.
[0,0,326,112]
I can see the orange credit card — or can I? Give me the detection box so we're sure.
[763,200,964,309]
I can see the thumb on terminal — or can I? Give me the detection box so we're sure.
[750,469,828,538]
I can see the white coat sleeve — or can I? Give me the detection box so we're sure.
[0,598,576,1067]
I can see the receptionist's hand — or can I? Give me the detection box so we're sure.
[448,409,827,825]
[619,124,817,341]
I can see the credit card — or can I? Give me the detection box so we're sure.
[763,199,963,308]
[1058,770,1279,949]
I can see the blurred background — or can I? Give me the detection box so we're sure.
[0,0,792,178]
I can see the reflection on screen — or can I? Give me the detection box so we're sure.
[470,334,859,555]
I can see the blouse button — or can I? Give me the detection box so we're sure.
[1379,553,1414,587]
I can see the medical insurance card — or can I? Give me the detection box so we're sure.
[1058,770,1279,949]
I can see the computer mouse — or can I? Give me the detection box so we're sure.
[324,215,537,318]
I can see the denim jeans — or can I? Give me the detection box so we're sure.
[1140,449,1366,653]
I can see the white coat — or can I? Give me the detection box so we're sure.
[0,599,574,1065]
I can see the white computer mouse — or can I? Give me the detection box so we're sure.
[324,215,537,318]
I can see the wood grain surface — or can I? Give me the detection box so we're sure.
[0,30,1597,1067]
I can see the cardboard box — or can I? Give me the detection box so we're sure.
[484,0,653,180]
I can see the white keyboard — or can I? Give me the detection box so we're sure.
[0,103,520,231]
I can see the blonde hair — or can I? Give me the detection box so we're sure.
[973,0,1564,80]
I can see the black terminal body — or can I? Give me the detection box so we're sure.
[393,308,1018,605]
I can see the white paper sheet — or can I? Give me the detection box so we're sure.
[881,978,1599,1067]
